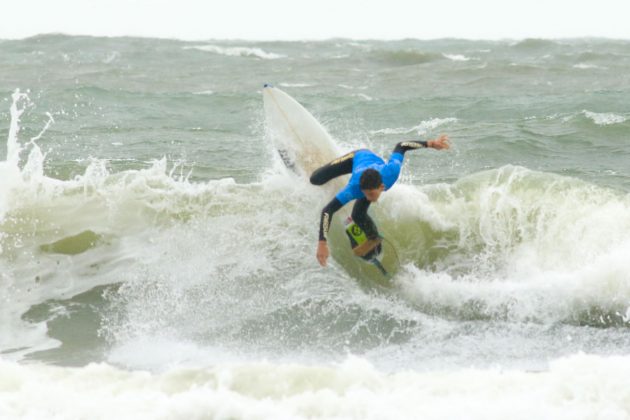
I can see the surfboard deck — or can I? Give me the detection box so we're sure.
[262,85,400,281]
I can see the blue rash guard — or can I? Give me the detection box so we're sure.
[334,149,404,205]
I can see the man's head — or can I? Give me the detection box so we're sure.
[360,169,385,202]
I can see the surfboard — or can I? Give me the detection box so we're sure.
[262,85,400,282]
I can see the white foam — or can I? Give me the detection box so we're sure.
[354,93,373,101]
[573,63,604,70]
[0,90,260,359]
[385,166,630,324]
[442,53,472,61]
[1,354,629,420]
[582,110,626,125]
[5,89,28,167]
[0,152,255,360]
[184,45,285,60]
[371,117,457,136]
[107,337,239,370]
[192,90,214,95]
[278,83,312,88]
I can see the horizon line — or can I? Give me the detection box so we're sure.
[3,32,630,43]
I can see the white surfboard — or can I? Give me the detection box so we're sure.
[262,85,399,282]
[263,86,339,176]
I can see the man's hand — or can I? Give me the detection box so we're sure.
[316,240,329,266]
[428,134,450,150]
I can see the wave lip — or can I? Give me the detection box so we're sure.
[387,164,630,326]
[442,53,473,62]
[582,110,627,126]
[370,117,457,136]
[572,63,605,70]
[184,44,285,59]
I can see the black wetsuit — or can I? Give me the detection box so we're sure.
[310,141,427,242]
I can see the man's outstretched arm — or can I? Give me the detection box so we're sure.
[393,134,450,155]
[393,140,427,154]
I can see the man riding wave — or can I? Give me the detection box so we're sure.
[310,135,450,266]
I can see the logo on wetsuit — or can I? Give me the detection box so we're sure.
[400,141,423,149]
[330,152,355,166]
[345,218,367,246]
[322,212,330,239]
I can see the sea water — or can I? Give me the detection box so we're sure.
[1,35,629,419]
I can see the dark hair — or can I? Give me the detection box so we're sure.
[359,169,382,190]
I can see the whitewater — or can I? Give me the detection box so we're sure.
[1,35,630,419]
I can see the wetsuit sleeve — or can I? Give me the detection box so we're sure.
[392,141,428,155]
[319,197,343,241]
[352,198,379,240]
[381,141,429,188]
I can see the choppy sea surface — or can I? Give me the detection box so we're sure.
[1,35,630,419]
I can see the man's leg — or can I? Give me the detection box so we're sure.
[351,198,378,240]
[350,198,382,258]
[309,151,355,185]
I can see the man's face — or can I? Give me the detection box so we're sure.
[362,184,385,202]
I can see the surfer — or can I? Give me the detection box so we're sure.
[311,135,450,266]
